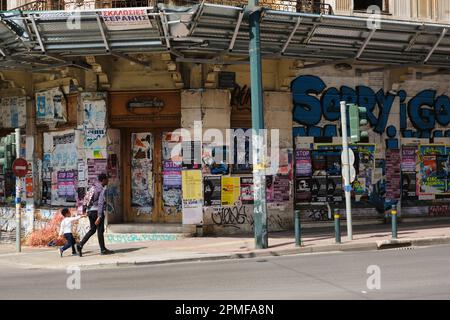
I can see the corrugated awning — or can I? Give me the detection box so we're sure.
[1,3,450,71]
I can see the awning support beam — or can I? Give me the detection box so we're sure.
[228,11,244,52]
[356,28,376,59]
[96,14,110,52]
[404,25,425,52]
[189,0,206,36]
[281,17,301,55]
[303,14,322,45]
[160,11,171,51]
[30,14,45,53]
[424,28,448,63]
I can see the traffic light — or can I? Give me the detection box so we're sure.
[348,104,368,143]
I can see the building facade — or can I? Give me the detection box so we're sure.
[0,0,449,243]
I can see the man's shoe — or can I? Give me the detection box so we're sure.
[100,249,114,255]
[76,244,83,257]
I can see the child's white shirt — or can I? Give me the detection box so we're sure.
[59,216,82,236]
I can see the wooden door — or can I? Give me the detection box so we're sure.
[123,128,182,223]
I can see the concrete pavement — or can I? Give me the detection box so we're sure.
[1,220,450,270]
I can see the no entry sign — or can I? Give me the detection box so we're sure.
[12,158,28,177]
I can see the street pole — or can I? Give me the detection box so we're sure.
[249,0,268,249]
[15,128,22,253]
[340,101,353,240]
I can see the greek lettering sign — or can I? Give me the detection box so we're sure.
[102,9,153,31]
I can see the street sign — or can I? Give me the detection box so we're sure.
[12,158,28,177]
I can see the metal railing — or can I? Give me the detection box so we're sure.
[10,0,333,14]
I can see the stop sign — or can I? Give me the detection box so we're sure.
[12,158,28,177]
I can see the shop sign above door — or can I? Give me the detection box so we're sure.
[127,97,165,111]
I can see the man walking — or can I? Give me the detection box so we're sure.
[76,173,113,256]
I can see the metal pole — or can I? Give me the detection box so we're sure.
[391,204,398,239]
[340,101,353,240]
[295,210,301,247]
[15,128,21,253]
[334,208,341,244]
[249,0,268,249]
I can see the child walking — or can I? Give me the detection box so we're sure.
[58,208,86,257]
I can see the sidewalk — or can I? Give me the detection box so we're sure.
[1,220,450,270]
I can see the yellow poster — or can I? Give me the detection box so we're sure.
[182,170,202,200]
[221,177,240,205]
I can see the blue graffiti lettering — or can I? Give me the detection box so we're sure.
[292,75,449,138]
[292,75,326,126]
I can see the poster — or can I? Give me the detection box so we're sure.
[326,176,343,203]
[182,170,203,201]
[87,159,107,186]
[240,177,254,204]
[36,87,67,124]
[102,9,153,31]
[311,176,327,202]
[420,156,445,194]
[131,133,154,212]
[266,175,275,202]
[204,176,222,206]
[182,141,202,169]
[402,172,417,199]
[386,149,401,201]
[163,160,182,212]
[182,170,203,225]
[1,97,26,128]
[162,131,182,162]
[295,178,312,203]
[278,148,293,176]
[273,175,290,202]
[84,129,106,148]
[82,96,107,130]
[202,145,229,175]
[56,170,77,203]
[231,129,252,174]
[52,132,77,168]
[221,177,240,206]
[107,154,119,179]
[402,147,417,172]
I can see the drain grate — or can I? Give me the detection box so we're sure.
[394,246,416,251]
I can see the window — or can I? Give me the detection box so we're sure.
[354,0,383,11]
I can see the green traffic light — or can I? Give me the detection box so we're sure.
[348,104,368,143]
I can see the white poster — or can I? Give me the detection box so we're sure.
[36,87,67,125]
[1,96,26,128]
[81,95,107,130]
[101,9,153,31]
[182,199,203,225]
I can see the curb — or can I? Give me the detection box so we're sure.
[75,242,379,270]
[7,235,450,271]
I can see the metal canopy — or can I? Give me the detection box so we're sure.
[1,3,450,71]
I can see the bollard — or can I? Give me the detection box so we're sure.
[391,204,398,239]
[334,208,341,244]
[295,210,302,247]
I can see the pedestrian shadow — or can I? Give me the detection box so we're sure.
[80,247,146,256]
[111,247,146,254]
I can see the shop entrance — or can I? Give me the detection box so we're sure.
[123,128,182,224]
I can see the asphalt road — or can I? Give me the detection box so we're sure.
[1,244,450,300]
